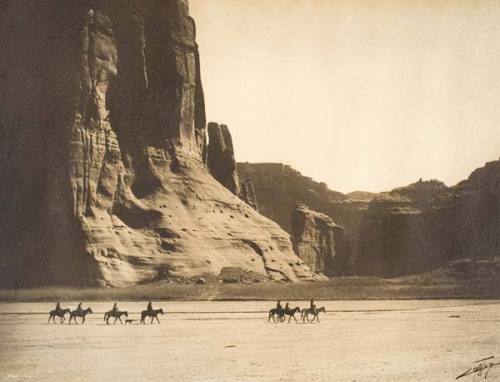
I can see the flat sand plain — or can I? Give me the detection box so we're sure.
[1,300,499,381]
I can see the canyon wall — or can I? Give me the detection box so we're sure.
[355,180,449,276]
[238,161,500,277]
[0,0,315,287]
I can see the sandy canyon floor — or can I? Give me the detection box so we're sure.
[1,300,500,381]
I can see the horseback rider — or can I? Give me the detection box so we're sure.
[285,302,290,311]
[55,301,61,312]
[276,300,283,312]
[310,299,317,313]
[147,301,153,313]
[76,302,83,312]
[111,302,118,314]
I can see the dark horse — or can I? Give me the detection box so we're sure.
[140,308,164,324]
[48,308,70,324]
[104,310,128,325]
[280,306,301,323]
[268,307,283,322]
[69,307,93,324]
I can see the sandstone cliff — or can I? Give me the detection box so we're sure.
[0,0,314,287]
[292,204,350,277]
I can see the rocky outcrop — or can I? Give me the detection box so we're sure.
[0,1,315,287]
[207,122,240,195]
[239,179,259,211]
[205,125,258,210]
[292,204,350,277]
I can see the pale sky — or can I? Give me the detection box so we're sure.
[190,0,500,193]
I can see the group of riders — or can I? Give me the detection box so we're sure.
[49,301,93,324]
[50,299,325,324]
[50,301,161,324]
[270,299,325,323]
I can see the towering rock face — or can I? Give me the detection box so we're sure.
[207,122,240,195]
[0,0,314,287]
[292,204,350,277]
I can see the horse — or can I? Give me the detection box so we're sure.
[268,307,283,322]
[301,306,326,322]
[69,307,93,324]
[104,310,128,325]
[280,306,301,323]
[140,308,164,324]
[48,308,70,324]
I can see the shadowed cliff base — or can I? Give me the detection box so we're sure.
[2,256,500,302]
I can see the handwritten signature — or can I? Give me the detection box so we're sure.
[457,356,500,380]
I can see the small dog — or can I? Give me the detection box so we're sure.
[125,319,135,324]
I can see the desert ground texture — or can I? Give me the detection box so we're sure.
[1,300,500,381]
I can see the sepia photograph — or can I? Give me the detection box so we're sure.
[1,0,500,380]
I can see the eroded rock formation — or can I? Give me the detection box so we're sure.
[205,124,259,210]
[0,0,315,287]
[292,204,350,277]
[207,122,240,195]
[239,179,259,211]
